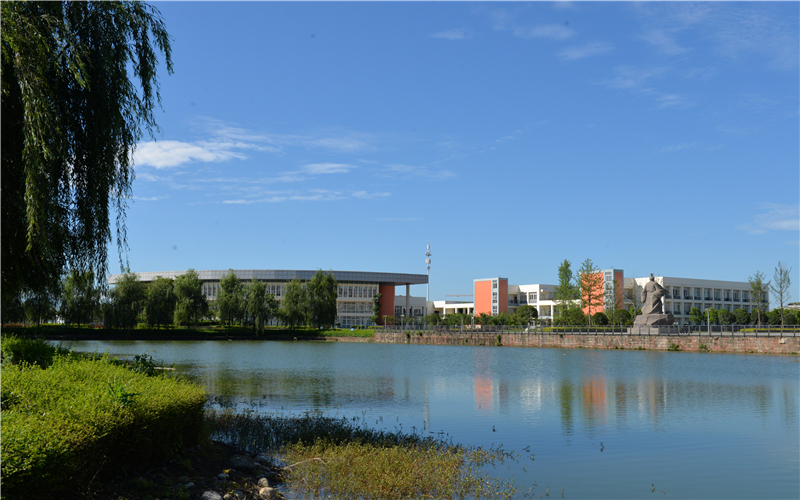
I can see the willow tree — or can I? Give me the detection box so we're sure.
[1,1,172,308]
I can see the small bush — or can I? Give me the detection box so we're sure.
[667,341,682,352]
[698,343,711,352]
[0,335,69,368]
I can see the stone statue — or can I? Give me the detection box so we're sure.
[633,274,674,326]
[641,274,666,315]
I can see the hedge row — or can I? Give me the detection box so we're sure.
[1,347,206,498]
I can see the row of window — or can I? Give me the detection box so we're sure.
[394,306,425,317]
[338,302,373,314]
[665,302,752,315]
[668,287,755,302]
[200,281,378,300]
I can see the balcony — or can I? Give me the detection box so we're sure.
[694,296,701,300]
[714,298,721,302]
[724,298,731,302]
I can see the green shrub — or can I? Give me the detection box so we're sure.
[667,341,682,352]
[1,355,206,497]
[0,335,69,368]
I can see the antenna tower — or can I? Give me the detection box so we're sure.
[425,243,432,301]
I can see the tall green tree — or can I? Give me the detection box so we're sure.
[1,1,173,308]
[280,278,307,329]
[108,271,146,329]
[577,258,603,325]
[689,307,705,325]
[734,308,751,326]
[23,288,58,326]
[553,259,578,316]
[173,269,207,328]
[144,276,175,329]
[371,292,382,325]
[217,269,244,326]
[748,271,769,326]
[61,269,100,326]
[306,270,338,329]
[244,279,278,333]
[770,261,792,327]
[515,305,538,326]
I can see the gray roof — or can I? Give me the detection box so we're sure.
[108,269,428,286]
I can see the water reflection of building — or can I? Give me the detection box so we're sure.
[475,376,493,411]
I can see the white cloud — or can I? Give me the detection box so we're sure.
[659,142,697,153]
[382,164,456,180]
[599,66,691,109]
[133,140,247,169]
[558,41,612,60]
[430,28,472,40]
[302,163,356,175]
[737,203,800,235]
[132,195,167,201]
[641,29,688,56]
[513,24,575,41]
[352,191,390,199]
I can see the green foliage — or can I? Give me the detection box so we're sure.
[244,279,278,333]
[1,1,173,303]
[0,335,69,368]
[173,269,208,327]
[667,341,682,351]
[514,305,538,325]
[206,410,521,500]
[553,259,578,306]
[23,288,59,326]
[107,271,146,330]
[555,307,585,326]
[734,308,751,325]
[281,278,307,328]
[749,271,769,326]
[217,269,244,326]
[698,343,711,352]
[306,270,338,329]
[578,258,603,325]
[60,269,101,326]
[718,309,735,326]
[770,262,793,326]
[371,292,382,325]
[705,308,718,325]
[1,355,205,497]
[144,276,176,328]
[614,309,632,325]
[422,313,442,325]
[592,312,609,326]
[689,307,705,325]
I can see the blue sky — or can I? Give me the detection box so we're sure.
[121,1,799,301]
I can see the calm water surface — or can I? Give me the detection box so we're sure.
[70,341,799,499]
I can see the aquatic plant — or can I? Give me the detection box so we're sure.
[206,409,523,499]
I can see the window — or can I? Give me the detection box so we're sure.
[529,292,537,302]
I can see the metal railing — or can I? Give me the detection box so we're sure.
[381,324,800,337]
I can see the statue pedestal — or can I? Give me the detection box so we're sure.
[633,313,675,326]
[627,325,681,336]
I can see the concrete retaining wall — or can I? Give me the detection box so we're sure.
[375,331,799,355]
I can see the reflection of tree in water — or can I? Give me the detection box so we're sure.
[559,382,574,438]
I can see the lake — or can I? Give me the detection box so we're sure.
[69,340,799,499]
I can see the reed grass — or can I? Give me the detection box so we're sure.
[206,409,522,499]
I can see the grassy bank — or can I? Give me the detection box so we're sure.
[1,335,206,498]
[3,324,375,340]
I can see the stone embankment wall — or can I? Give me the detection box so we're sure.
[375,331,799,355]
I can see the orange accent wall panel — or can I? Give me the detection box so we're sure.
[474,280,492,316]
[614,271,624,309]
[582,272,604,315]
[379,284,395,324]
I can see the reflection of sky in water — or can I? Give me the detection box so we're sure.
[70,341,799,499]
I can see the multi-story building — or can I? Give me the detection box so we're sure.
[107,269,427,328]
